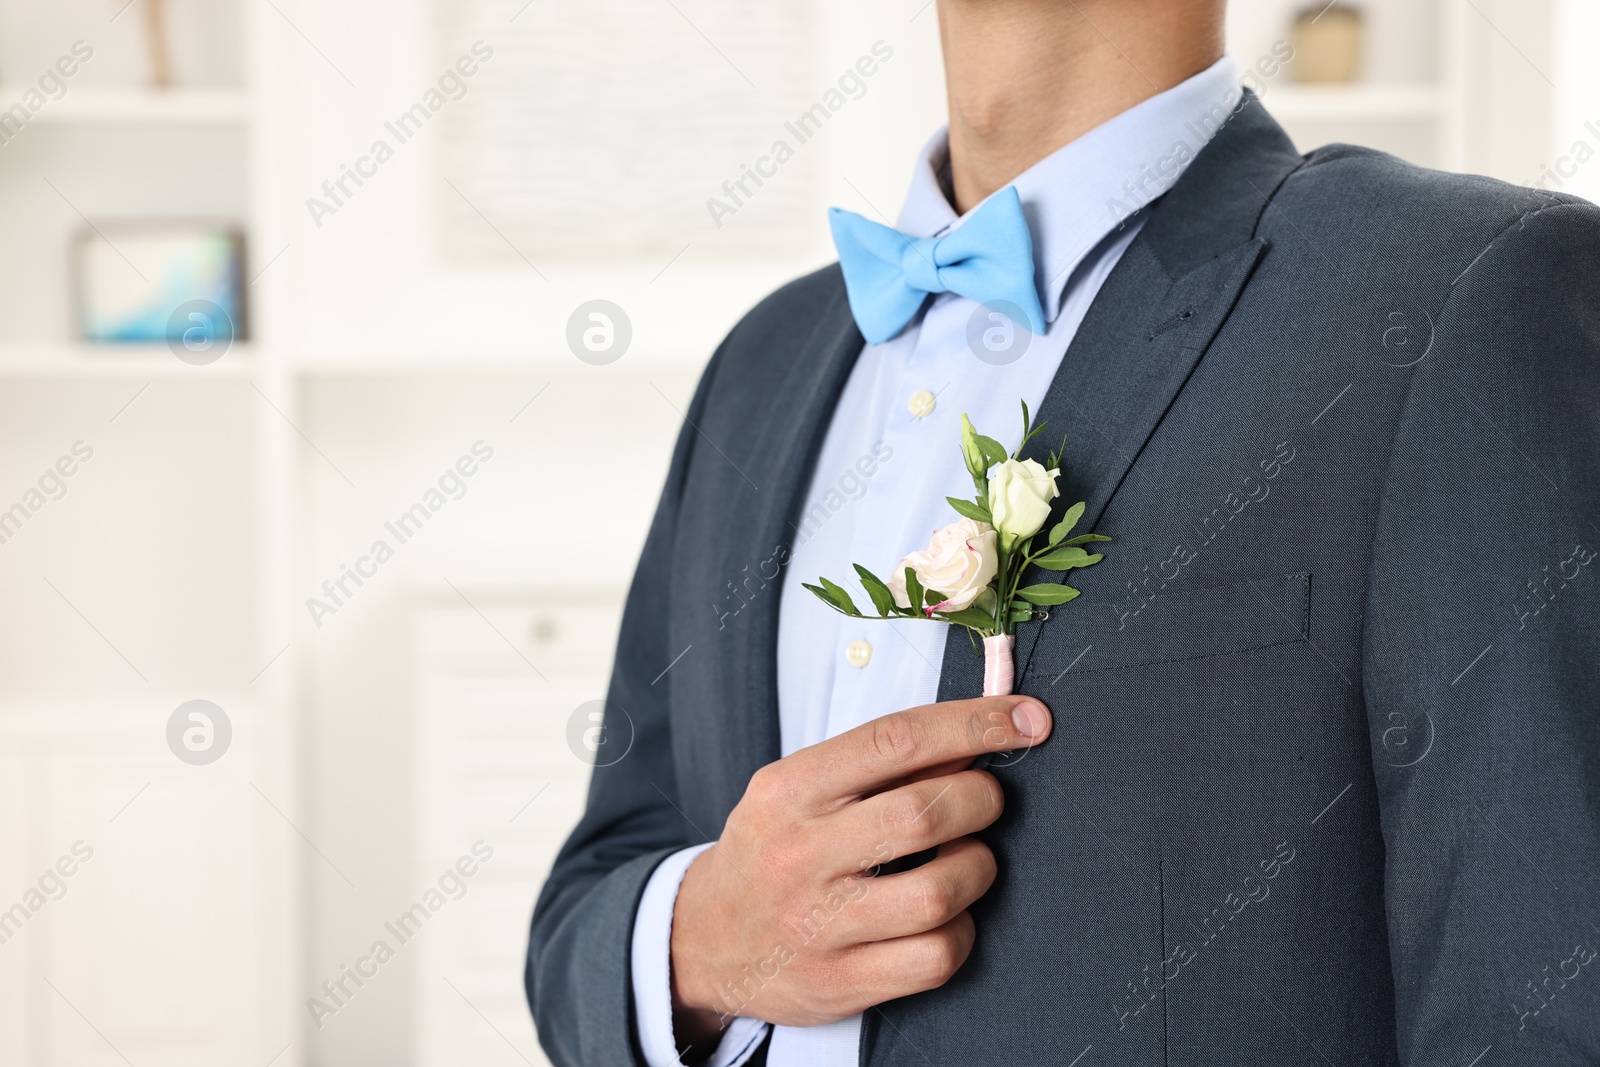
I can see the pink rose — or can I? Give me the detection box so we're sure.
[888,518,999,614]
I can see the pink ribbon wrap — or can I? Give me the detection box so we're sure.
[982,633,1016,697]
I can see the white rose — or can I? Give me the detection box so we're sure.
[888,518,999,614]
[987,458,1060,542]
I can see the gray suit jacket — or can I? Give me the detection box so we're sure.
[526,95,1600,1066]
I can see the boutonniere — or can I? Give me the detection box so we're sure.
[804,403,1108,696]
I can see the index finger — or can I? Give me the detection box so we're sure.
[790,695,1052,806]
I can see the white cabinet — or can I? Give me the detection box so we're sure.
[0,702,292,1066]
[411,594,622,1067]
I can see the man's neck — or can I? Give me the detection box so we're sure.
[938,0,1226,213]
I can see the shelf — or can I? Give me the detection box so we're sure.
[0,342,721,379]
[282,347,708,376]
[0,692,269,731]
[0,342,261,377]
[0,86,248,125]
[1261,83,1445,122]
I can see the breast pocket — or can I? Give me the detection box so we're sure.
[1025,572,1311,681]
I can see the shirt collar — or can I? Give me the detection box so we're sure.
[894,55,1244,324]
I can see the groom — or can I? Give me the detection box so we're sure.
[527,0,1600,1064]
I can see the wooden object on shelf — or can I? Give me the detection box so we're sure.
[1290,2,1364,84]
[143,0,175,87]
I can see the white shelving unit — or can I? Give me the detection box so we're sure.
[0,3,296,1066]
[0,341,260,377]
[1264,83,1446,122]
[0,85,248,124]
[1235,0,1557,181]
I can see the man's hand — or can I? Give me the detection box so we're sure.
[668,695,1051,1046]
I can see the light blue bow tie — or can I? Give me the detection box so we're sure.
[828,186,1047,345]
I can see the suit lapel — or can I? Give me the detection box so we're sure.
[700,278,864,818]
[938,94,1306,699]
[1006,238,1268,687]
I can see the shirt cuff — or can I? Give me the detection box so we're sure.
[631,843,771,1067]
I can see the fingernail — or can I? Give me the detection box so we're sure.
[1011,701,1048,739]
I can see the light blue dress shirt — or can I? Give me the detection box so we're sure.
[631,56,1245,1067]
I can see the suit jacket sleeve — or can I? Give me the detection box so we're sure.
[1362,201,1600,1064]
[525,348,726,1067]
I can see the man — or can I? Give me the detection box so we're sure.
[527,0,1600,1063]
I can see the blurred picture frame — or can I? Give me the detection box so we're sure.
[73,224,248,345]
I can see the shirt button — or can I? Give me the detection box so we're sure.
[845,638,873,668]
[907,389,936,419]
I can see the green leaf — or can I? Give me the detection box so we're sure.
[1033,546,1103,571]
[1048,432,1069,470]
[936,606,997,630]
[974,432,1008,468]
[818,577,862,616]
[853,565,895,616]
[1016,583,1081,605]
[903,567,925,617]
[1048,501,1086,544]
[959,415,987,481]
[924,586,948,609]
[1064,533,1112,545]
[945,496,993,524]
[1014,401,1046,459]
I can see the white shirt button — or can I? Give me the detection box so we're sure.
[844,638,873,668]
[907,389,936,419]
